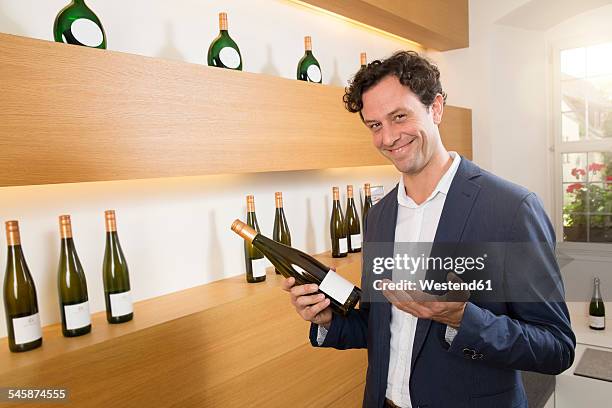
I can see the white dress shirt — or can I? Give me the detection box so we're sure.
[318,152,462,408]
[386,152,461,407]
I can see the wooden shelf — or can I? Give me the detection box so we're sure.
[0,33,472,187]
[0,252,365,407]
[297,0,469,51]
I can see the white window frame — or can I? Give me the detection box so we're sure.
[549,34,612,261]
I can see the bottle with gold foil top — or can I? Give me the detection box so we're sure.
[57,215,91,337]
[245,195,267,282]
[102,210,133,323]
[231,219,361,316]
[272,192,292,275]
[3,221,43,352]
[360,52,367,68]
[330,187,348,258]
[345,185,362,253]
[207,12,243,70]
[297,36,322,83]
[362,183,373,231]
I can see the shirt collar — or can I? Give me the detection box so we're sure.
[397,151,462,208]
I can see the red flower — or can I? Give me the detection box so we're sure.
[571,168,586,179]
[588,162,605,173]
[607,175,612,182]
[566,183,584,193]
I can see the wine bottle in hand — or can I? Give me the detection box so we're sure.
[231,219,360,315]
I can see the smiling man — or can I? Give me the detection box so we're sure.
[281,51,576,408]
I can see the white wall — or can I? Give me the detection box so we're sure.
[0,0,417,337]
[429,0,550,211]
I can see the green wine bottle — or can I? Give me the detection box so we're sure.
[207,12,243,70]
[3,221,42,352]
[102,210,133,324]
[297,36,322,83]
[330,187,348,258]
[245,195,267,283]
[360,52,367,68]
[362,183,373,231]
[57,215,91,337]
[345,185,362,253]
[589,277,605,330]
[273,192,292,275]
[231,220,360,316]
[53,0,107,49]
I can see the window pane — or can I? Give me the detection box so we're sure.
[563,182,586,209]
[561,80,585,141]
[561,47,585,79]
[589,215,611,243]
[563,214,587,242]
[587,151,609,182]
[588,183,607,213]
[562,152,612,243]
[562,152,587,182]
[585,76,612,139]
[587,43,612,77]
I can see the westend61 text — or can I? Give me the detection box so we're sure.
[373,279,493,292]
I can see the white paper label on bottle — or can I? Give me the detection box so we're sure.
[110,291,133,318]
[319,270,354,304]
[68,19,104,47]
[12,313,42,345]
[64,301,91,330]
[350,234,362,249]
[219,47,241,69]
[589,315,605,328]
[307,64,322,82]
[252,258,267,278]
[339,238,348,254]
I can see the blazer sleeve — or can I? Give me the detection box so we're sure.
[447,193,576,375]
[308,208,374,350]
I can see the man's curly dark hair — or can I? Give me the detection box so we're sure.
[343,51,447,117]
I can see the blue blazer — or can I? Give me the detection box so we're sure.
[309,157,576,408]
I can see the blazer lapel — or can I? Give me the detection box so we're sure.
[410,157,482,373]
[371,185,398,401]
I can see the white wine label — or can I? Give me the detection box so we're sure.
[69,18,104,47]
[12,313,42,345]
[350,234,362,249]
[64,301,91,330]
[252,258,267,278]
[339,238,348,254]
[320,270,354,304]
[110,291,133,318]
[589,315,605,328]
[219,47,241,69]
[307,64,322,82]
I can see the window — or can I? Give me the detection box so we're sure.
[554,42,612,244]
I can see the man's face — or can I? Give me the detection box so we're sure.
[361,75,443,175]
